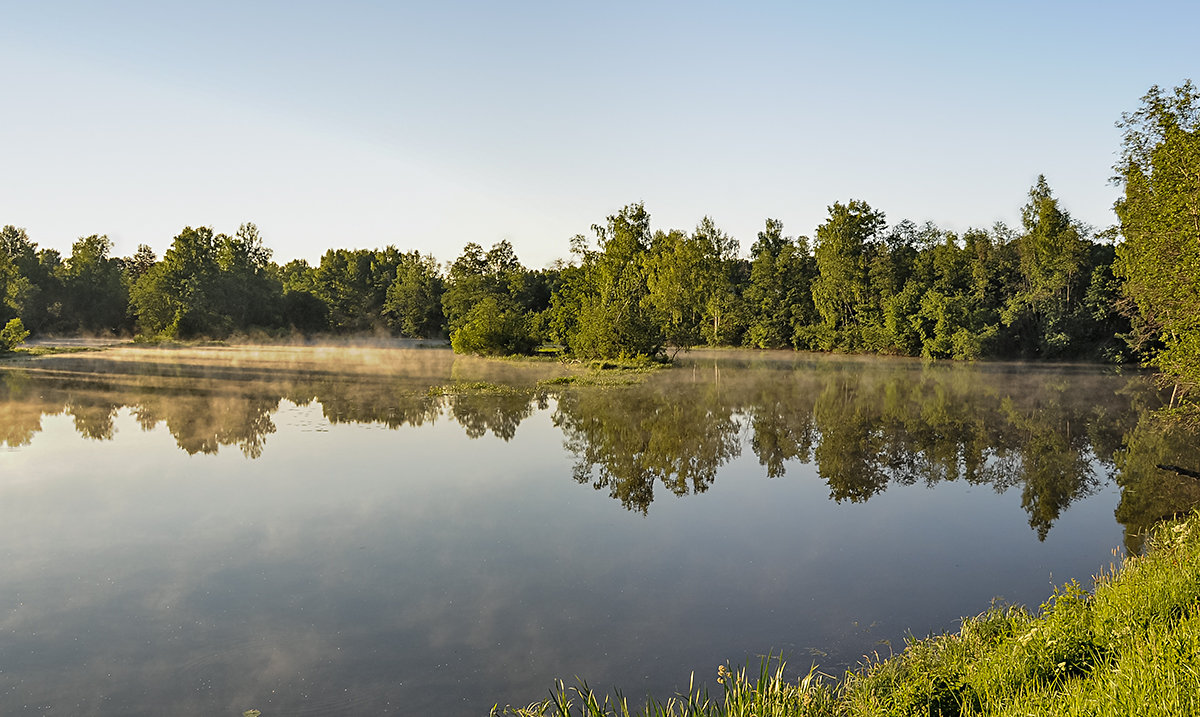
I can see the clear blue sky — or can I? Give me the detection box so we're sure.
[1,1,1195,268]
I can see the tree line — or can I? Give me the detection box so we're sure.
[0,176,1142,362]
[0,83,1195,373]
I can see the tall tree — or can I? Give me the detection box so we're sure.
[443,240,535,354]
[0,226,37,327]
[383,252,445,338]
[214,223,280,330]
[1113,81,1200,406]
[130,226,223,337]
[1004,176,1088,356]
[312,247,401,332]
[743,219,816,349]
[645,228,707,352]
[63,235,128,333]
[552,202,663,359]
[693,216,742,345]
[644,218,743,352]
[809,200,886,348]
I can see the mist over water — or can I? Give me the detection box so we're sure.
[1,346,1197,716]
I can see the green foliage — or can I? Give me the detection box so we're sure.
[213,222,281,330]
[280,289,329,333]
[62,234,128,333]
[0,317,30,351]
[643,217,743,352]
[552,203,664,359]
[645,228,707,351]
[493,657,835,717]
[0,225,41,329]
[444,240,539,355]
[449,295,536,356]
[1114,81,1200,407]
[0,80,1175,364]
[130,226,224,338]
[744,219,818,349]
[383,251,445,338]
[313,247,401,332]
[1002,176,1091,358]
[811,200,885,335]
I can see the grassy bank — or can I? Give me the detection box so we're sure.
[495,511,1200,717]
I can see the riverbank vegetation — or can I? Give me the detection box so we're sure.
[0,83,1195,397]
[493,509,1200,716]
[0,86,1184,355]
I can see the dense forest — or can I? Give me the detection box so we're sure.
[1,82,1196,394]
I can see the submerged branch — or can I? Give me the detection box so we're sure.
[1157,463,1200,480]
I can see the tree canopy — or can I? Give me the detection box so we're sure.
[1114,81,1200,408]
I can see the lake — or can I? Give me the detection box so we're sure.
[1,345,1198,716]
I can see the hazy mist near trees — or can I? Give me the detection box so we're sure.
[2,81,1197,404]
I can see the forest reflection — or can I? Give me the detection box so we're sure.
[2,349,1197,542]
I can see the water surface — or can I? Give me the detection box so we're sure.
[1,346,1197,716]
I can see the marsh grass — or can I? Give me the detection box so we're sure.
[536,374,644,388]
[3,346,101,358]
[497,511,1200,717]
[491,658,835,717]
[427,381,535,397]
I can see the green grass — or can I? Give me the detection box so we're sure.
[495,511,1200,716]
[1,345,103,358]
[426,381,534,397]
[492,659,834,717]
[536,373,644,388]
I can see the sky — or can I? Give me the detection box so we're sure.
[1,1,1196,269]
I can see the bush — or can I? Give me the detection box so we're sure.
[450,296,536,356]
[0,318,30,351]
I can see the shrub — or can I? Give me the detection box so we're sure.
[0,318,30,351]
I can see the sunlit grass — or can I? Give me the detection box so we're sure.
[492,658,836,717]
[427,381,534,396]
[497,511,1200,717]
[4,346,101,357]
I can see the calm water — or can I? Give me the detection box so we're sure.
[1,345,1198,716]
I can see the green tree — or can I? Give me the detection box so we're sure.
[62,235,128,333]
[645,228,707,353]
[693,216,742,345]
[213,223,280,331]
[277,258,328,332]
[1003,175,1089,357]
[552,203,663,359]
[130,226,224,337]
[808,200,886,349]
[313,248,397,332]
[449,294,535,355]
[743,219,817,349]
[122,244,158,287]
[383,252,445,338]
[1113,81,1200,405]
[443,240,536,354]
[0,226,37,327]
[0,317,29,351]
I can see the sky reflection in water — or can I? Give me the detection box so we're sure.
[1,346,1198,716]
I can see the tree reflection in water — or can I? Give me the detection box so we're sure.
[553,377,741,513]
[1,348,1196,540]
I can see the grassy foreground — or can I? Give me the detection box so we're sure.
[494,511,1200,717]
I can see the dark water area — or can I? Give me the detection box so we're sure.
[1,346,1198,716]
